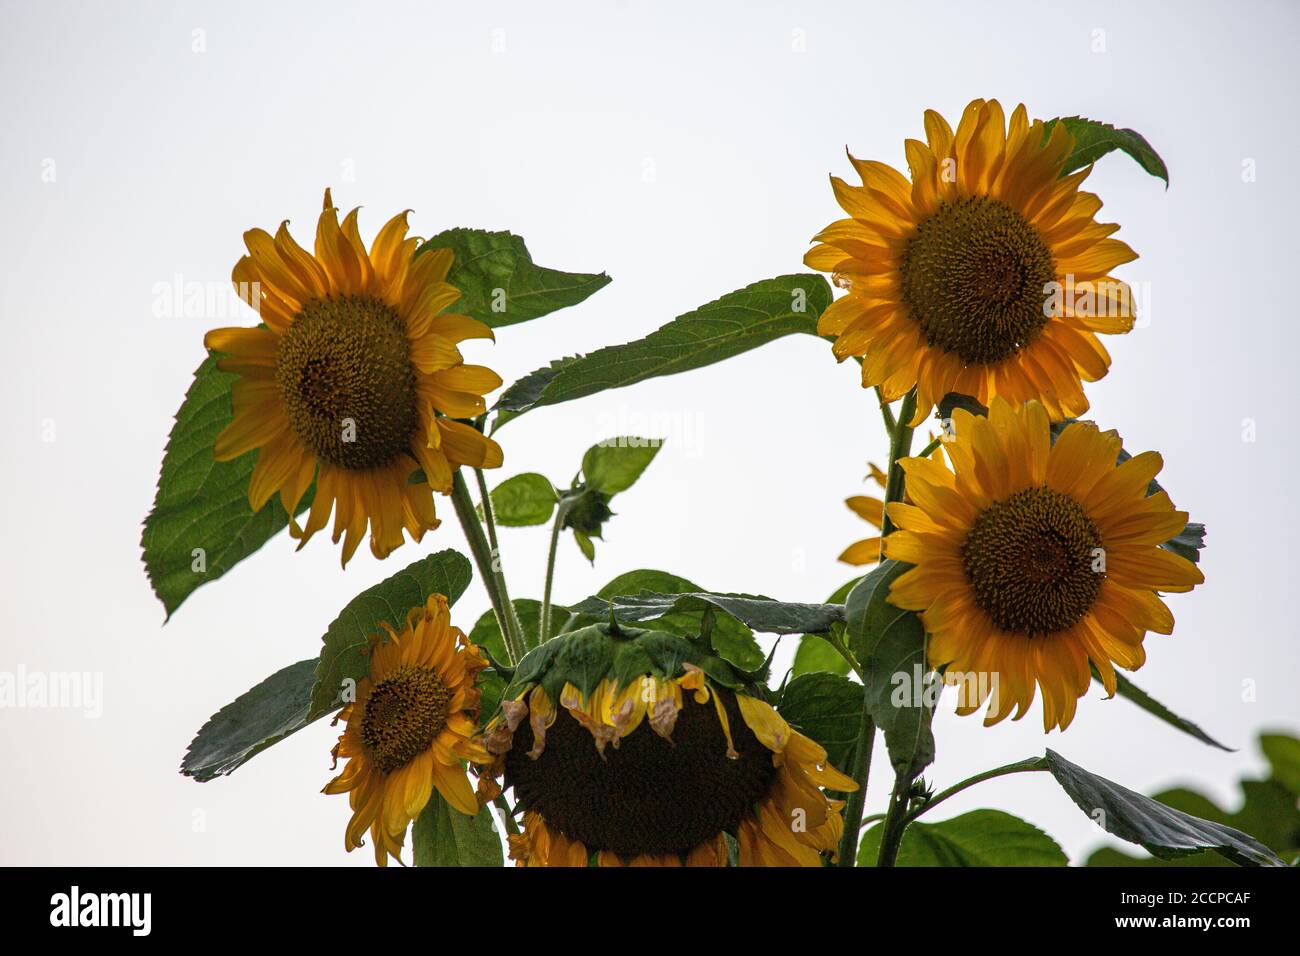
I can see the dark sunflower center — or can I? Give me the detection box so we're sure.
[274,295,418,470]
[360,665,450,775]
[505,686,778,859]
[961,485,1104,636]
[900,197,1056,365]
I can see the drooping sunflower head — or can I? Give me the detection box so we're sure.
[807,99,1139,426]
[478,622,856,866]
[324,593,491,866]
[883,398,1204,731]
[205,190,504,566]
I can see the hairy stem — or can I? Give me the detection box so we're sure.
[906,757,1049,824]
[539,497,574,645]
[450,470,525,663]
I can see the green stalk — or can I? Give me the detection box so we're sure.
[877,388,917,548]
[874,776,914,867]
[905,757,1048,825]
[835,703,876,867]
[450,470,525,663]
[474,467,528,651]
[870,388,919,867]
[538,496,575,645]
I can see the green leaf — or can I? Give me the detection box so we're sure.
[1102,670,1232,751]
[581,438,664,496]
[309,550,473,721]
[778,672,864,771]
[418,228,610,329]
[494,274,832,425]
[482,473,557,527]
[858,810,1068,867]
[1086,732,1300,867]
[590,570,763,671]
[792,635,851,678]
[571,590,843,636]
[1044,116,1169,185]
[141,356,313,619]
[845,560,935,780]
[411,792,503,867]
[181,658,320,782]
[573,528,596,563]
[1045,749,1284,866]
[1261,733,1300,794]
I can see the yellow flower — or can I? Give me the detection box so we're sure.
[481,629,856,866]
[883,398,1203,731]
[205,190,503,566]
[807,99,1139,426]
[323,594,491,866]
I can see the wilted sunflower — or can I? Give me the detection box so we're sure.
[480,622,856,866]
[839,462,887,565]
[324,593,491,866]
[205,190,503,565]
[807,99,1139,425]
[884,398,1203,731]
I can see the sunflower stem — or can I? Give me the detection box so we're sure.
[835,703,876,867]
[863,387,921,867]
[474,466,529,652]
[904,757,1049,825]
[877,388,918,555]
[874,775,914,867]
[450,469,526,664]
[539,496,575,645]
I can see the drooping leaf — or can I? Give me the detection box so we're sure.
[1044,116,1169,185]
[584,570,763,671]
[571,590,843,637]
[792,577,862,678]
[858,809,1068,867]
[141,356,314,619]
[308,550,473,720]
[581,438,664,496]
[418,228,610,329]
[1103,670,1232,751]
[481,473,557,527]
[1085,732,1300,867]
[181,658,319,782]
[777,672,864,771]
[494,274,832,425]
[844,560,935,780]
[1045,749,1284,867]
[411,792,504,867]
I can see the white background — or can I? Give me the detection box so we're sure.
[1,0,1296,865]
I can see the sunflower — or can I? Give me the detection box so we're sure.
[479,622,856,866]
[839,462,887,565]
[883,398,1203,732]
[323,593,491,866]
[205,190,503,565]
[806,99,1139,426]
